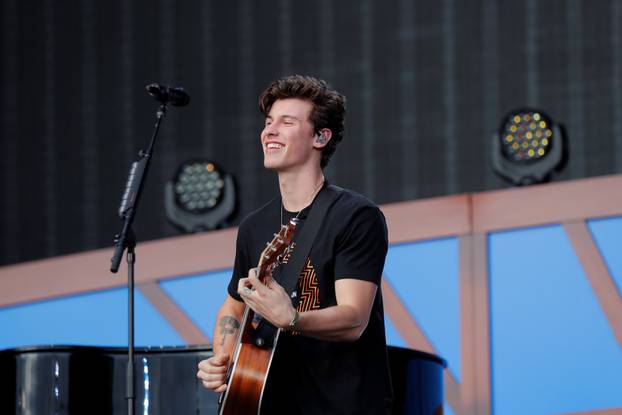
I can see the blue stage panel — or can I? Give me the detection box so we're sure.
[159,269,232,340]
[383,239,460,380]
[134,290,186,346]
[588,216,622,295]
[489,225,622,415]
[0,288,184,350]
[384,314,407,348]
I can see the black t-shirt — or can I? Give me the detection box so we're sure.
[227,184,393,414]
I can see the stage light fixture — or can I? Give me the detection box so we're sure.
[165,160,236,232]
[492,109,567,186]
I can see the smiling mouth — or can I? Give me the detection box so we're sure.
[266,143,285,150]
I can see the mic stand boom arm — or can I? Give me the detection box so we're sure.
[110,103,168,415]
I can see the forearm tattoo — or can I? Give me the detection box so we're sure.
[218,315,240,346]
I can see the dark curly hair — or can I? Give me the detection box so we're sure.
[258,75,346,169]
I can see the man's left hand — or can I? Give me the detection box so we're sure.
[237,268,296,329]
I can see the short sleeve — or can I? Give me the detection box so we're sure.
[333,206,388,285]
[227,224,251,302]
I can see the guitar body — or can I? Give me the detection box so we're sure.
[218,308,280,415]
[218,220,297,415]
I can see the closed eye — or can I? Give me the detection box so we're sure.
[282,116,298,126]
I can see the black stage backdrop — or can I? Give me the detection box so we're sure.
[1,0,621,265]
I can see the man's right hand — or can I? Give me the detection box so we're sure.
[197,352,230,393]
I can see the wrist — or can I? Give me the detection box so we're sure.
[284,308,299,331]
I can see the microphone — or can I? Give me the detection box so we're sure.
[146,83,191,106]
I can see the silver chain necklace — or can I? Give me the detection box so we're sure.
[280,178,325,226]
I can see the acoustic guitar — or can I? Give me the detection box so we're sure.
[218,218,298,414]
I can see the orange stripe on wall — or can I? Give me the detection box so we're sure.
[0,228,237,308]
[3,175,622,309]
[382,194,471,243]
[138,282,211,345]
[458,234,492,415]
[473,174,622,233]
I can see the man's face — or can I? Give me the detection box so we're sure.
[261,98,317,172]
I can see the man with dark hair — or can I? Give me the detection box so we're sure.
[197,75,393,414]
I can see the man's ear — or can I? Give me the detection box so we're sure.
[313,128,332,149]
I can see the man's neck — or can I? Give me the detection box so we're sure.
[278,168,325,212]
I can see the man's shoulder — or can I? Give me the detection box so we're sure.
[330,185,381,214]
[326,185,386,238]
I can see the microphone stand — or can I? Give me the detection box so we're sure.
[111,103,168,415]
